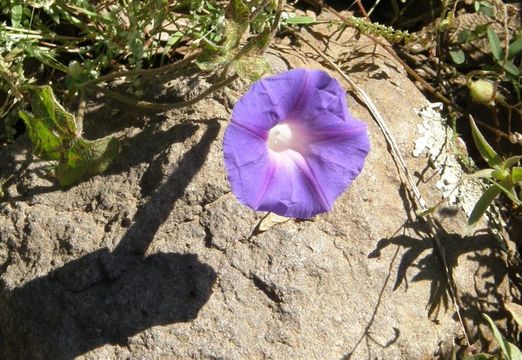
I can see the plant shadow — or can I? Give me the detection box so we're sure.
[337,44,401,80]
[0,121,221,359]
[368,218,509,351]
[0,250,216,360]
[341,246,402,359]
[2,115,199,201]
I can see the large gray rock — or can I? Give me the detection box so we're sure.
[0,20,509,360]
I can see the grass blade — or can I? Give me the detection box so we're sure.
[467,183,502,226]
[470,116,502,168]
[511,167,522,184]
[483,314,511,360]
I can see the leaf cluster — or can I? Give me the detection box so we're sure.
[0,0,230,142]
[448,1,521,97]
[468,117,522,227]
[196,0,276,81]
[1,0,283,188]
[18,86,119,187]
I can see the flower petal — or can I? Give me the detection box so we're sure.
[286,69,351,131]
[302,122,370,207]
[256,150,329,218]
[231,69,310,131]
[223,123,274,209]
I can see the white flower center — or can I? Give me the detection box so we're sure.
[268,123,293,152]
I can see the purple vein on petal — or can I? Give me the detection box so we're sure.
[287,69,311,120]
[258,81,277,107]
[286,150,330,211]
[253,161,277,209]
[305,125,368,143]
[230,121,267,140]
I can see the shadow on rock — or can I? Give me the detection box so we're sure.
[0,121,221,359]
[368,218,509,352]
[368,224,505,317]
[0,250,216,360]
[341,247,401,360]
[108,120,198,179]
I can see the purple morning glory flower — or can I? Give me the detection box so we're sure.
[223,68,370,218]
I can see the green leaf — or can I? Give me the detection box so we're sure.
[488,178,521,204]
[233,56,271,82]
[475,24,489,35]
[193,0,250,68]
[505,302,522,328]
[487,26,503,61]
[238,25,272,56]
[28,86,78,136]
[19,86,118,187]
[470,168,495,178]
[56,136,119,187]
[468,183,502,226]
[478,4,496,18]
[19,86,78,160]
[11,3,22,28]
[458,30,477,44]
[504,60,520,77]
[196,53,228,72]
[19,111,63,161]
[162,31,184,58]
[508,37,522,59]
[222,21,246,53]
[449,49,466,64]
[512,167,522,183]
[483,314,511,360]
[507,341,522,360]
[228,0,249,24]
[491,168,509,181]
[220,0,249,51]
[284,16,316,25]
[475,1,496,17]
[503,156,522,170]
[470,117,502,168]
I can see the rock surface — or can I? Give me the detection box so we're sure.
[0,17,510,360]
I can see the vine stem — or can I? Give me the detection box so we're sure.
[266,0,286,52]
[82,51,201,87]
[87,74,238,112]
